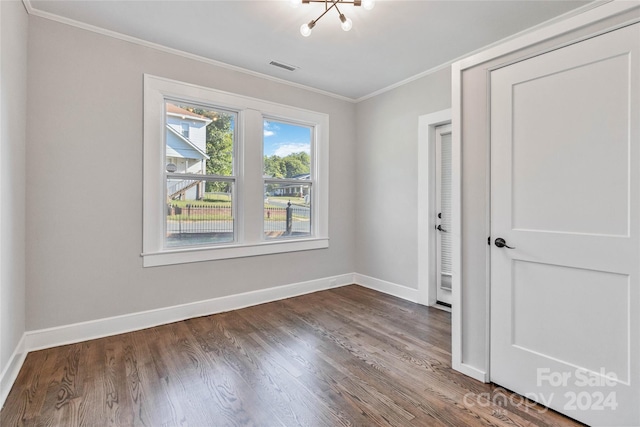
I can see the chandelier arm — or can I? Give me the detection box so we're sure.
[334,2,343,16]
[299,0,367,36]
[312,1,338,25]
[304,0,361,4]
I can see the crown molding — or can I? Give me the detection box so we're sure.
[21,0,357,103]
[22,0,625,104]
[355,0,611,102]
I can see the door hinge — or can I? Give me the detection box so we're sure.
[488,236,491,245]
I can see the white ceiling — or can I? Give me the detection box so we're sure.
[27,0,592,100]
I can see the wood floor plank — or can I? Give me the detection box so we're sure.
[235,306,379,426]
[1,285,585,427]
[200,312,336,426]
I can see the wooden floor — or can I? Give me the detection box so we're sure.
[1,285,584,426]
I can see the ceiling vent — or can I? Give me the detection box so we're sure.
[269,61,298,72]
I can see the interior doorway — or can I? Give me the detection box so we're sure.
[434,124,452,306]
[417,109,454,311]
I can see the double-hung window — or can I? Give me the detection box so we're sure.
[143,75,329,267]
[263,118,313,240]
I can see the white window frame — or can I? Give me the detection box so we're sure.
[262,116,314,240]
[142,75,329,267]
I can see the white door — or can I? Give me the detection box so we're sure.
[490,24,639,427]
[435,124,452,306]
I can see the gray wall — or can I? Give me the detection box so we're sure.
[1,0,28,373]
[25,16,356,330]
[15,2,640,390]
[355,69,451,289]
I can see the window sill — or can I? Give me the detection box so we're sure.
[142,237,329,267]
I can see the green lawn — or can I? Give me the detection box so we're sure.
[169,193,231,208]
[167,192,309,221]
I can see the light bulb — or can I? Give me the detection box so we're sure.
[362,0,375,10]
[300,21,314,37]
[290,0,302,8]
[340,14,352,32]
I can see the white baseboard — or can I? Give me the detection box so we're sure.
[0,334,26,407]
[1,272,435,409]
[25,273,354,352]
[454,361,489,383]
[354,273,420,303]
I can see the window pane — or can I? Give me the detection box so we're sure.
[165,102,235,176]
[264,183,311,239]
[263,120,311,179]
[166,178,234,247]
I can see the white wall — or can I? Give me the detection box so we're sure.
[355,68,451,292]
[0,0,28,395]
[25,16,356,331]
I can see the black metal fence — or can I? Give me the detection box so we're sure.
[264,202,310,236]
[167,204,233,234]
[166,202,310,239]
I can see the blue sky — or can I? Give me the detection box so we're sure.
[263,120,311,157]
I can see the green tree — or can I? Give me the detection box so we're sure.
[264,152,310,179]
[264,155,285,179]
[182,106,234,192]
[263,152,310,195]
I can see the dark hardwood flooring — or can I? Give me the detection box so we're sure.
[1,285,583,426]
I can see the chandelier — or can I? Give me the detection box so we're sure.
[291,0,375,37]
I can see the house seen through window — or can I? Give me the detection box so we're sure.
[165,102,236,248]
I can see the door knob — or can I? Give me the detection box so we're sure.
[494,238,515,249]
[437,224,447,232]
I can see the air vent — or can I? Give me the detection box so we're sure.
[269,61,298,72]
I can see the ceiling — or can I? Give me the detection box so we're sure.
[27,0,593,100]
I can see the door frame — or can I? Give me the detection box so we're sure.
[450,1,640,383]
[417,109,452,308]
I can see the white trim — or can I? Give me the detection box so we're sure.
[0,0,4,408]
[450,0,639,386]
[0,272,436,407]
[456,1,639,71]
[417,109,452,307]
[143,75,329,267]
[22,0,606,104]
[24,274,353,352]
[0,0,3,406]
[353,2,606,102]
[450,61,464,378]
[354,273,419,303]
[432,303,451,313]
[19,273,423,353]
[0,335,26,408]
[143,238,330,267]
[457,362,488,383]
[15,272,428,356]
[21,0,355,103]
[357,61,455,103]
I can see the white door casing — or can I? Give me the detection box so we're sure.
[490,23,639,427]
[417,109,451,307]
